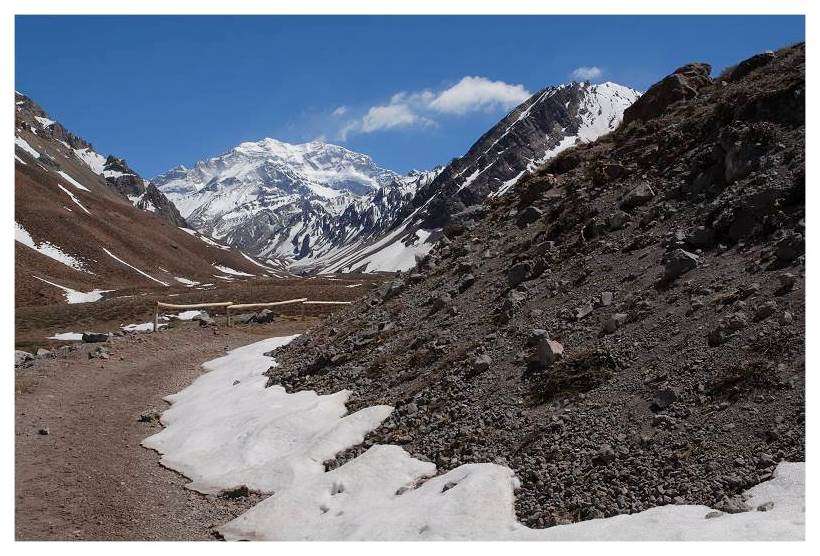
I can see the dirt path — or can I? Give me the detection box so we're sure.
[15,320,310,540]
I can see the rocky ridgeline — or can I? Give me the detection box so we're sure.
[265,44,804,527]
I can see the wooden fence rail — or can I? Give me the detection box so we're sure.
[154,298,355,330]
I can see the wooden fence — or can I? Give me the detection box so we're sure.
[154,299,354,330]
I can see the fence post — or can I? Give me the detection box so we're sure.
[153,303,159,333]
[226,306,231,328]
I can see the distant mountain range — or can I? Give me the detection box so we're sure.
[155,80,640,273]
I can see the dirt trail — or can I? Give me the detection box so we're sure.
[15,321,309,540]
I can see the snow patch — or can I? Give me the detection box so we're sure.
[143,335,805,541]
[15,222,87,272]
[102,248,169,286]
[56,170,91,192]
[33,276,110,304]
[15,137,41,159]
[213,265,254,277]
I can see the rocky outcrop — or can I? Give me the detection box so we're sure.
[622,63,712,126]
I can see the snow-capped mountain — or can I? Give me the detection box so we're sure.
[153,138,441,264]
[157,81,640,274]
[309,81,642,273]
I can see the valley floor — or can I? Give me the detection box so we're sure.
[14,320,310,541]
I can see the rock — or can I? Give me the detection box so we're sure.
[517,206,543,227]
[472,354,492,374]
[603,313,629,334]
[652,388,679,411]
[232,313,256,325]
[778,311,794,325]
[663,249,700,281]
[592,445,616,465]
[773,232,803,265]
[726,51,775,82]
[381,279,406,301]
[429,292,452,312]
[575,302,593,320]
[684,225,715,249]
[600,291,614,306]
[518,174,557,205]
[715,495,750,514]
[607,210,630,231]
[507,262,532,287]
[35,348,50,357]
[622,62,712,126]
[778,273,797,291]
[82,332,109,343]
[458,273,476,291]
[14,350,34,367]
[253,309,276,324]
[89,346,110,360]
[754,301,777,322]
[37,427,49,436]
[756,501,775,512]
[197,315,215,327]
[704,511,723,519]
[529,337,564,368]
[620,183,655,210]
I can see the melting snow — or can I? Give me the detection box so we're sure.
[57,184,91,214]
[122,322,166,333]
[15,137,41,159]
[34,116,55,128]
[15,222,87,272]
[33,276,110,304]
[56,170,91,192]
[143,336,805,541]
[213,265,254,277]
[15,154,27,165]
[73,147,106,175]
[102,248,169,286]
[48,332,84,341]
[174,277,199,286]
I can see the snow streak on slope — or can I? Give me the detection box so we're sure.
[15,222,87,272]
[144,336,805,541]
[32,276,111,303]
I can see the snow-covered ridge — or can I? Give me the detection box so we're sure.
[143,336,805,541]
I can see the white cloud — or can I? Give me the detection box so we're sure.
[331,106,348,117]
[429,76,530,115]
[336,76,530,140]
[570,66,603,81]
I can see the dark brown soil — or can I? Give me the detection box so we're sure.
[15,320,310,540]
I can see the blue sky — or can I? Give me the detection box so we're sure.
[16,15,804,177]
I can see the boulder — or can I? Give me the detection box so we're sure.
[516,206,543,227]
[652,388,679,411]
[14,350,34,367]
[472,354,492,374]
[82,332,109,343]
[507,261,531,287]
[620,183,655,210]
[529,336,564,368]
[622,62,712,126]
[726,51,775,82]
[603,313,629,334]
[663,249,700,281]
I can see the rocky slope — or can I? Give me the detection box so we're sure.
[266,43,804,527]
[15,93,283,307]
